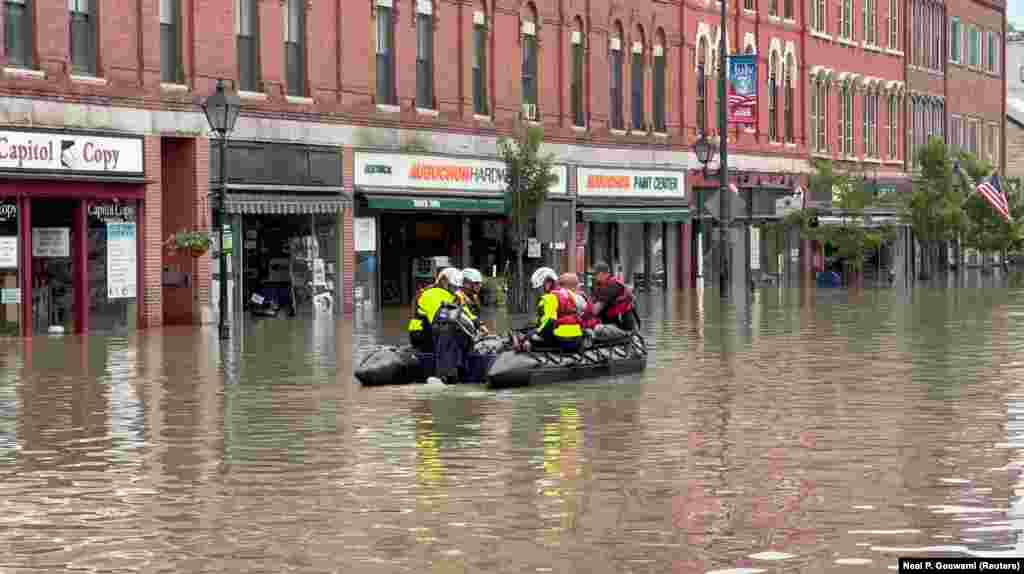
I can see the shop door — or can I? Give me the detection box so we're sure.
[30,199,76,334]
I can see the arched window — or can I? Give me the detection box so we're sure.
[570,16,585,127]
[375,0,395,105]
[521,4,538,119]
[472,1,488,115]
[610,21,624,130]
[696,37,707,135]
[415,0,435,109]
[784,53,794,143]
[653,29,667,133]
[631,25,645,131]
[769,51,778,142]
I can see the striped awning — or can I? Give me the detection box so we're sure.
[224,193,351,215]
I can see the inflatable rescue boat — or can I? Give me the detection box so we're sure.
[354,325,648,388]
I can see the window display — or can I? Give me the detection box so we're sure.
[88,201,138,333]
[0,199,18,337]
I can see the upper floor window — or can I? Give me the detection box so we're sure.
[887,0,899,50]
[160,0,181,83]
[521,13,538,118]
[473,10,488,116]
[236,0,259,91]
[838,0,853,40]
[863,92,878,157]
[932,4,942,71]
[887,94,899,160]
[5,0,33,69]
[784,0,794,19]
[415,1,434,109]
[784,54,794,143]
[609,26,624,130]
[968,25,981,67]
[631,39,645,131]
[986,31,999,74]
[375,0,395,105]
[570,27,584,127]
[768,52,778,142]
[653,38,666,133]
[949,17,961,63]
[838,83,853,155]
[284,0,306,97]
[811,0,825,33]
[69,0,96,76]
[696,38,707,135]
[745,0,755,11]
[769,0,777,17]
[864,0,878,45]
[810,80,829,152]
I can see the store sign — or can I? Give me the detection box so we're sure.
[354,152,568,196]
[32,227,70,257]
[89,203,136,222]
[576,167,685,198]
[106,222,137,299]
[0,236,16,268]
[0,130,144,174]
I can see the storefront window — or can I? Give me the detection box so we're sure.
[0,199,19,337]
[241,213,339,316]
[88,201,138,333]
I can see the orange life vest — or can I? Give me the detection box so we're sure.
[554,288,581,327]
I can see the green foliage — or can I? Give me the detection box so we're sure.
[498,123,558,228]
[957,152,1024,254]
[784,159,894,273]
[902,137,965,244]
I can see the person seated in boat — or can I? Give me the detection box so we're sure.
[588,261,638,332]
[430,269,481,384]
[559,272,600,331]
[521,267,583,353]
[456,267,489,335]
[407,267,459,353]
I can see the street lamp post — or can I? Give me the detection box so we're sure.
[693,134,714,285]
[715,0,730,296]
[202,79,241,341]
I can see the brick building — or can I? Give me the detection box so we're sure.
[0,0,1006,337]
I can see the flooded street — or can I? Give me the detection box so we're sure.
[3,286,1024,573]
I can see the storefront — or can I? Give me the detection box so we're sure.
[352,151,567,309]
[576,166,688,290]
[0,129,145,337]
[212,141,348,318]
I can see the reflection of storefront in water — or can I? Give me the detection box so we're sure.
[213,141,348,317]
[0,129,146,337]
[352,151,567,309]
[576,166,688,289]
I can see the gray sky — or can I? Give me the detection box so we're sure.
[1012,2,1023,29]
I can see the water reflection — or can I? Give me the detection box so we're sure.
[1,287,1024,572]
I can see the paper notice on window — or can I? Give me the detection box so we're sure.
[106,222,138,299]
[1,287,20,304]
[32,228,69,258]
[0,236,16,268]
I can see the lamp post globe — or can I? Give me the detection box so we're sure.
[202,79,240,342]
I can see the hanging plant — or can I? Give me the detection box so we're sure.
[165,230,212,257]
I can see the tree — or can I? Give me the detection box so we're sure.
[498,123,559,312]
[958,154,1024,261]
[902,137,965,280]
[782,159,893,285]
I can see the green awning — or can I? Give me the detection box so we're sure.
[364,195,505,213]
[583,208,690,224]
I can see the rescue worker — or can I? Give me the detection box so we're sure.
[430,269,479,384]
[589,261,638,331]
[456,267,488,335]
[559,272,600,330]
[524,267,583,353]
[407,267,459,352]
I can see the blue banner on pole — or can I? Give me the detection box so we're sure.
[727,54,758,125]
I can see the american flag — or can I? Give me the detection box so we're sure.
[955,162,1011,222]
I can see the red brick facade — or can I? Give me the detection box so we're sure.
[0,0,1007,331]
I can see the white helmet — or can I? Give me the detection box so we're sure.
[438,267,463,288]
[530,267,558,289]
[462,268,483,284]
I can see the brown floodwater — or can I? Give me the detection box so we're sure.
[3,281,1024,573]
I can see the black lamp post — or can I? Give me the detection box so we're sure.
[715,0,730,296]
[693,134,715,282]
[202,79,241,341]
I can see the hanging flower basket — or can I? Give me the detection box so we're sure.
[165,230,212,258]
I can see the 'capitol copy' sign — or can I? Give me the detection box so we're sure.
[355,152,567,195]
[0,131,144,175]
[577,167,685,198]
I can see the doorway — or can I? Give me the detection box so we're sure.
[30,199,75,334]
